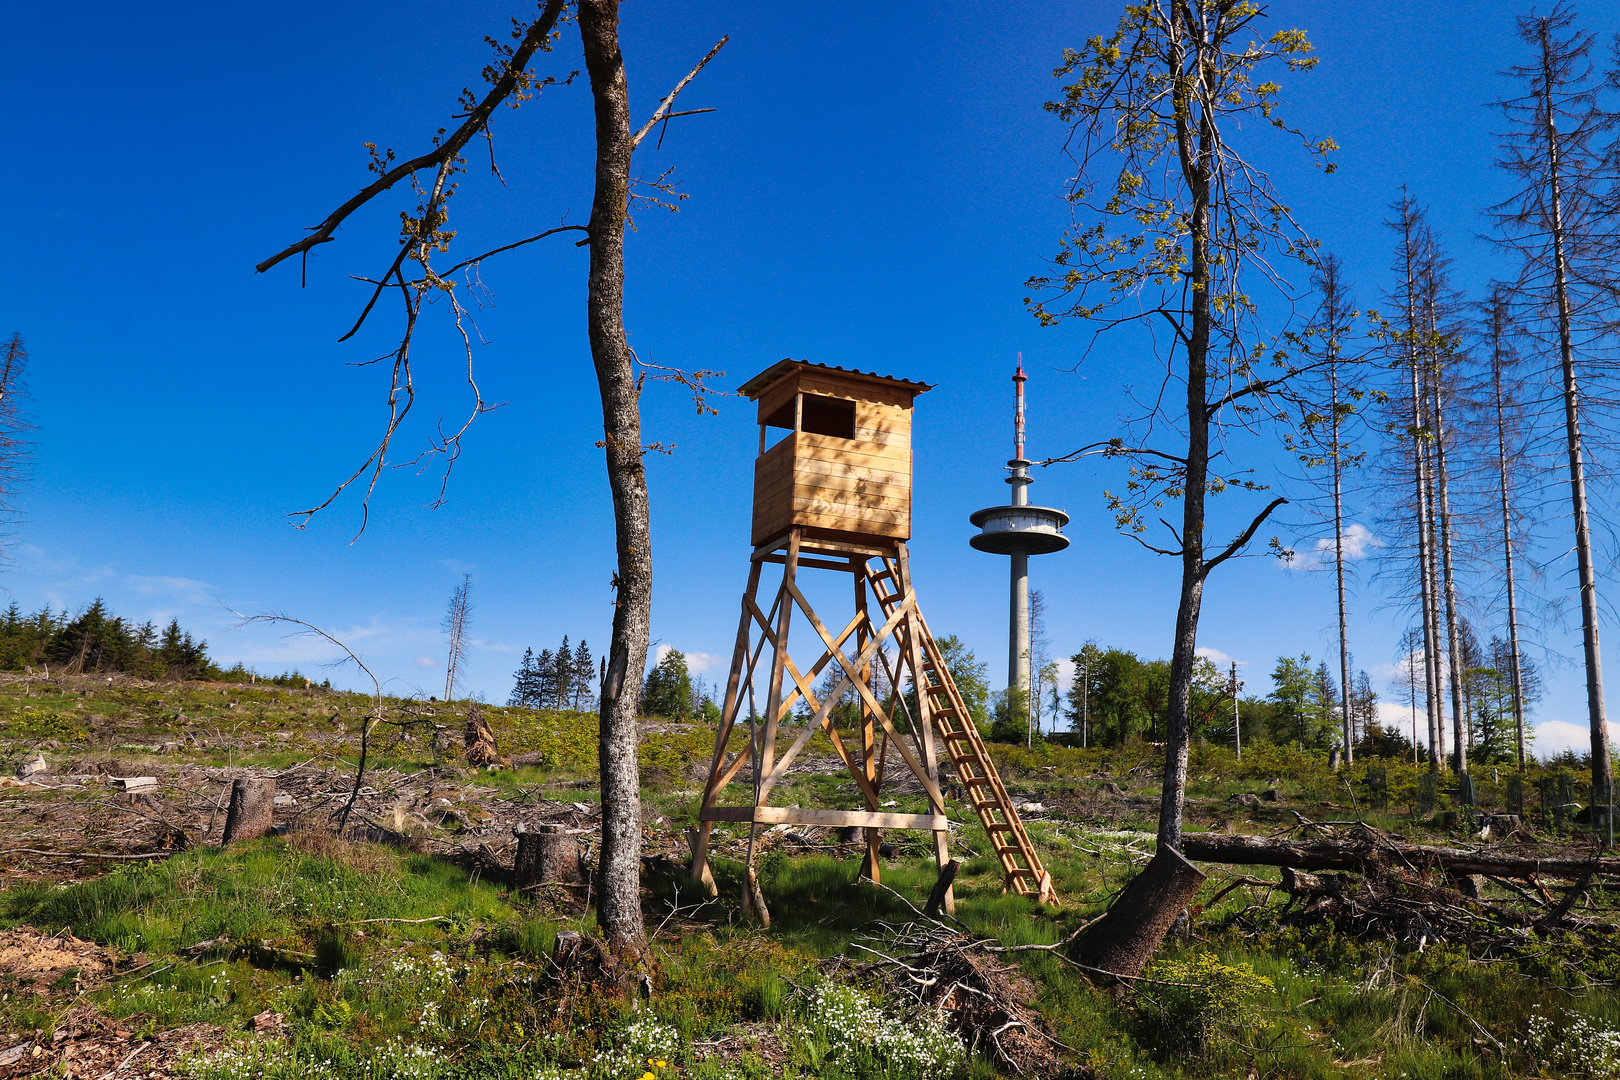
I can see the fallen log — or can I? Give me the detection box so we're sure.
[1182,832,1620,880]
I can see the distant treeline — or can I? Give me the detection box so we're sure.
[0,598,319,687]
[509,637,596,711]
[1062,637,1539,764]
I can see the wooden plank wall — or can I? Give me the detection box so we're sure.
[749,367,920,545]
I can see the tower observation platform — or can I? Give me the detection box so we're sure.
[970,359,1069,710]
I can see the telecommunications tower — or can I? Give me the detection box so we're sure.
[969,358,1069,714]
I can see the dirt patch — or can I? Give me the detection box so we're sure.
[0,1001,224,1079]
[0,927,114,993]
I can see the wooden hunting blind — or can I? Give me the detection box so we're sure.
[742,360,930,548]
[691,360,1056,922]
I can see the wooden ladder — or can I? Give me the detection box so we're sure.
[869,565,1057,904]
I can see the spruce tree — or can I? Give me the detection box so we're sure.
[1490,4,1614,800]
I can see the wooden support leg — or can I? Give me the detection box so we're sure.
[897,546,954,913]
[860,828,882,883]
[686,824,717,898]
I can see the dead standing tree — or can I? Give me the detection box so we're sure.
[256,0,728,969]
[442,573,472,703]
[1489,4,1614,804]
[1025,0,1343,982]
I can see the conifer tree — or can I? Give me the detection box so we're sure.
[1490,3,1614,799]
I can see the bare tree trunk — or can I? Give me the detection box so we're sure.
[579,0,651,965]
[443,573,471,703]
[1421,443,1447,770]
[1396,207,1444,775]
[1071,847,1205,987]
[1490,304,1529,769]
[1157,14,1209,853]
[1429,354,1468,777]
[1540,70,1611,799]
[1409,344,1442,773]
[1331,367,1352,766]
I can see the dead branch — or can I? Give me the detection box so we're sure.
[255,0,569,275]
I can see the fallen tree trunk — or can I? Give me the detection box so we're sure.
[1182,832,1620,880]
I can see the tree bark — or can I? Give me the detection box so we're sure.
[578,0,651,966]
[1157,5,1209,855]
[1396,207,1444,775]
[1490,302,1529,770]
[221,777,275,844]
[1539,51,1612,800]
[1181,832,1620,879]
[513,824,582,892]
[1071,847,1205,986]
[1427,345,1467,777]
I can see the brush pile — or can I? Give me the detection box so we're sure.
[1193,821,1620,958]
[830,918,1077,1079]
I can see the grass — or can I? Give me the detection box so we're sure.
[10,674,1620,1076]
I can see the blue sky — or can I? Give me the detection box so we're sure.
[5,0,1620,757]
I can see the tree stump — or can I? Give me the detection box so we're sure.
[1070,846,1206,991]
[464,704,511,769]
[221,777,276,844]
[513,824,581,894]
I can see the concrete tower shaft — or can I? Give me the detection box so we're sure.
[969,357,1069,707]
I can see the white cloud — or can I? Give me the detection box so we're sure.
[1052,657,1075,695]
[1533,719,1620,761]
[1196,646,1245,668]
[1377,700,1426,745]
[124,575,218,603]
[652,643,724,673]
[1282,522,1382,571]
[413,656,437,668]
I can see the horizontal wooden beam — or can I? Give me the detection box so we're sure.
[759,553,858,573]
[701,805,948,831]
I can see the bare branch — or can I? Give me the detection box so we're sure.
[255,0,569,275]
[231,611,383,834]
[631,36,730,149]
[1201,496,1288,578]
[441,224,589,277]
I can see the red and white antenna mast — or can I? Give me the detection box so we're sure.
[1013,353,1027,462]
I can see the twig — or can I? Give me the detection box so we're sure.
[1,848,172,861]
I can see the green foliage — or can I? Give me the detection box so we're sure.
[641,649,695,720]
[934,635,989,725]
[988,688,1031,744]
[1136,951,1274,1057]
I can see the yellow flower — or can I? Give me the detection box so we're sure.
[655,1063,668,1069]
[640,1073,655,1080]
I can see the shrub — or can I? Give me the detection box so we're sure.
[1135,950,1274,1056]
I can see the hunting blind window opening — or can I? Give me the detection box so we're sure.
[760,393,857,447]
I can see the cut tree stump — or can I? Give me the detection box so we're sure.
[1071,846,1205,990]
[925,860,960,918]
[221,777,275,844]
[513,824,581,892]
[464,704,511,769]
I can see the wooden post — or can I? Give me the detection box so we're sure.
[221,777,275,844]
[693,560,764,894]
[513,824,581,893]
[854,561,883,883]
[897,547,954,914]
[747,530,799,910]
